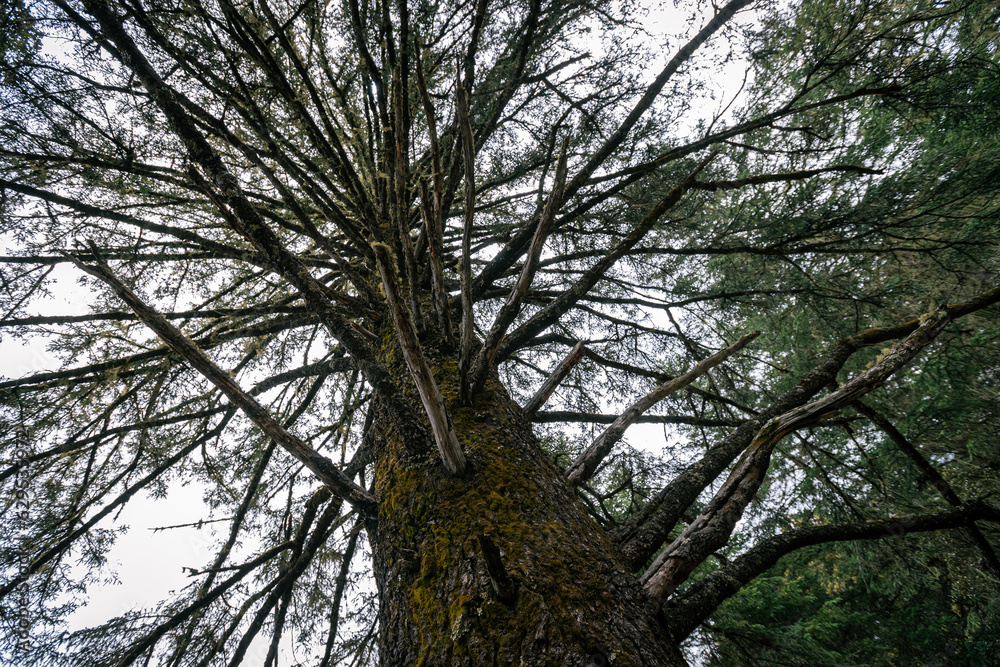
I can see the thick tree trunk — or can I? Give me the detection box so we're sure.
[367,341,686,666]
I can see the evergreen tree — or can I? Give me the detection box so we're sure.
[1,0,998,663]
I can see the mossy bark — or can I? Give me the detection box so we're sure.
[367,340,687,666]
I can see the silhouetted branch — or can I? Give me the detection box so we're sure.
[470,139,569,396]
[521,341,587,418]
[566,332,759,486]
[64,242,377,515]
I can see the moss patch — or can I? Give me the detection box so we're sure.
[370,337,677,664]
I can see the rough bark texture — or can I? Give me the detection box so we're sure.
[367,337,686,666]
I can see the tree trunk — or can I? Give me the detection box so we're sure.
[367,340,686,666]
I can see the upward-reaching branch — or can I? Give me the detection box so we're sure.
[471,0,756,297]
[497,156,713,360]
[414,38,454,348]
[390,64,424,334]
[71,0,430,448]
[457,72,477,405]
[566,331,759,486]
[372,243,467,476]
[566,0,755,195]
[521,341,587,418]
[469,139,570,397]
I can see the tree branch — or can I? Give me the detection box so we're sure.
[642,293,999,603]
[532,412,739,427]
[372,243,467,475]
[414,37,454,347]
[469,139,569,396]
[521,341,587,418]
[496,157,711,361]
[663,502,1000,642]
[689,165,881,192]
[71,0,429,448]
[616,284,1000,571]
[457,71,477,405]
[855,401,1000,577]
[566,332,759,486]
[64,243,377,515]
[471,0,754,297]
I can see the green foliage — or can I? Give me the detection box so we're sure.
[0,0,39,87]
[703,537,1000,666]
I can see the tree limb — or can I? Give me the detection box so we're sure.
[64,243,377,515]
[521,340,587,418]
[566,332,759,486]
[372,243,467,475]
[642,294,999,603]
[855,401,1000,577]
[616,284,1000,570]
[469,139,569,396]
[663,502,1000,642]
[457,71,477,405]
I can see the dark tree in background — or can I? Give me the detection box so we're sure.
[1,0,999,663]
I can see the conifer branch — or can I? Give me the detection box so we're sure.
[663,502,1000,642]
[566,332,759,486]
[63,242,378,515]
[642,290,1000,604]
[457,73,477,405]
[372,243,467,475]
[469,139,569,396]
[616,286,1000,570]
[521,340,587,418]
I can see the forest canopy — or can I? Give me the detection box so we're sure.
[1,0,999,664]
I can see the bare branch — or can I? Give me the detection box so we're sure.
[615,285,1000,570]
[521,341,587,418]
[70,0,429,446]
[415,37,454,348]
[497,156,713,361]
[566,332,759,486]
[372,243,467,475]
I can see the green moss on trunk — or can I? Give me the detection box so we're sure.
[368,338,687,665]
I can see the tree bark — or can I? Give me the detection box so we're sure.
[367,339,686,666]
